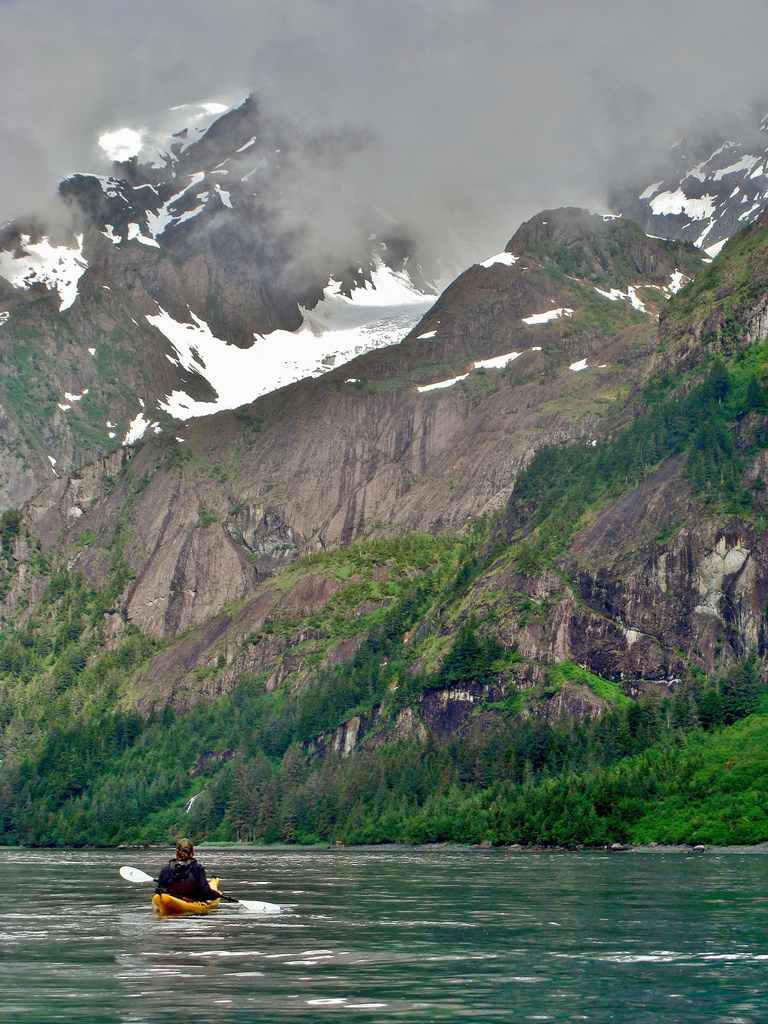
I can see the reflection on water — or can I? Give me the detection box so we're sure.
[1,846,768,1022]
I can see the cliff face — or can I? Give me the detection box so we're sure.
[7,210,687,646]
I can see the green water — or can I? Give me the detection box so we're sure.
[2,846,767,1022]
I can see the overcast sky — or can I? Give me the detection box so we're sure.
[2,0,768,265]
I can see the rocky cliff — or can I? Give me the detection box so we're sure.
[4,209,699,648]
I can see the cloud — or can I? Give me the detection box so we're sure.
[2,0,768,266]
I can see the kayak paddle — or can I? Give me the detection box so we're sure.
[119,865,282,913]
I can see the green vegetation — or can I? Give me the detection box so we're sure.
[509,348,768,575]
[545,660,633,707]
[522,219,701,288]
[663,219,768,351]
[0,325,59,450]
[0,509,21,598]
[0,507,762,847]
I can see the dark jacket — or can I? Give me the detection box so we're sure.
[156,858,220,901]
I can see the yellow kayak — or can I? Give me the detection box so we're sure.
[152,877,222,916]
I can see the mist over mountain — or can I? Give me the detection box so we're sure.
[4,0,768,268]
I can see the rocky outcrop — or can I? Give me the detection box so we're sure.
[508,208,702,286]
[459,455,768,687]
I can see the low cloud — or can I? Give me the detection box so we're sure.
[2,0,768,266]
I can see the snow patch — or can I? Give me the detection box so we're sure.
[569,359,589,371]
[0,311,9,325]
[522,307,573,325]
[694,221,716,248]
[123,411,150,446]
[214,184,233,209]
[417,373,469,393]
[236,137,257,153]
[667,270,686,295]
[626,286,646,312]
[473,351,521,370]
[127,223,160,248]
[705,238,728,258]
[0,234,87,311]
[88,347,96,355]
[479,251,519,269]
[738,202,762,223]
[712,155,760,181]
[145,172,207,238]
[685,142,737,182]
[417,347,538,392]
[639,181,664,200]
[148,259,435,419]
[594,287,624,302]
[417,330,437,339]
[64,389,89,402]
[649,189,716,221]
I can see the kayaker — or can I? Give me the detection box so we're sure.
[155,838,222,902]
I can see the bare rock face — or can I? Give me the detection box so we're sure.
[224,505,299,575]
[129,570,346,709]
[460,456,768,687]
[126,522,252,638]
[9,210,676,646]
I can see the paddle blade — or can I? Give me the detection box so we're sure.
[236,899,282,913]
[120,865,155,884]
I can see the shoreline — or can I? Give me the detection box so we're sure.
[3,841,768,855]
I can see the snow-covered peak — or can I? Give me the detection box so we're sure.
[98,98,236,170]
[616,117,768,256]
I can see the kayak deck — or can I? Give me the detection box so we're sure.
[152,877,222,916]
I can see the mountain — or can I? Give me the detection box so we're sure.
[614,112,768,258]
[0,96,438,510]
[4,209,702,644]
[7,200,768,846]
[2,96,768,849]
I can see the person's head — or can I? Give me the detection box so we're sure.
[175,837,194,862]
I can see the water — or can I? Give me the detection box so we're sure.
[2,846,768,1023]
